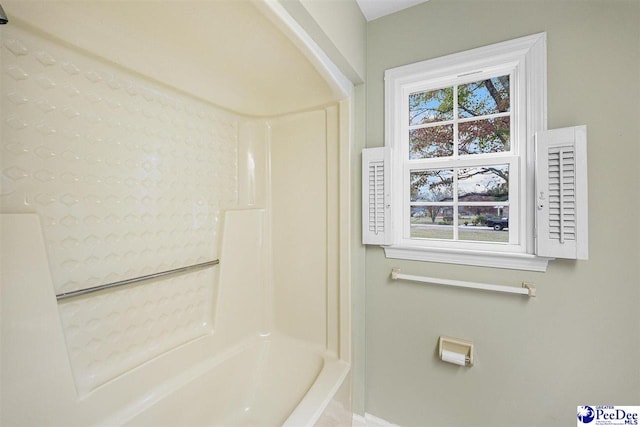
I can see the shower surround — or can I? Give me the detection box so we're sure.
[0,1,352,426]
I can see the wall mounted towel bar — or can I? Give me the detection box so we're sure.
[56,259,220,301]
[391,268,536,297]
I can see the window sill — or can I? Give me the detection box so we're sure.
[382,245,552,272]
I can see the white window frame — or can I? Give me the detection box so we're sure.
[383,33,550,271]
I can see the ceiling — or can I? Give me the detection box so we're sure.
[355,0,430,21]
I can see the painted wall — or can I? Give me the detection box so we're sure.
[365,1,640,426]
[279,0,367,83]
[351,83,368,416]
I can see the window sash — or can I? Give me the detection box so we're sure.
[401,68,520,249]
[403,70,516,160]
[403,156,519,247]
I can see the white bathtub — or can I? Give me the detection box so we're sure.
[101,334,349,427]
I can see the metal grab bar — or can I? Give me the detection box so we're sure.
[56,259,220,301]
[390,268,536,297]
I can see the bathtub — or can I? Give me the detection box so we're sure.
[101,334,349,427]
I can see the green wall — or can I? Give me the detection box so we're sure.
[365,1,640,425]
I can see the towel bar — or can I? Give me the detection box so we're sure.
[390,268,536,297]
[56,259,220,301]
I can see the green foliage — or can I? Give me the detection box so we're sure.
[409,75,512,215]
[408,75,510,159]
[472,214,488,226]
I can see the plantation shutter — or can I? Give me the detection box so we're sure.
[535,126,588,259]
[362,147,393,245]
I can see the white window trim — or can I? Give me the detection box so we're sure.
[383,33,550,271]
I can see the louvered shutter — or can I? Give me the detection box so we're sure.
[535,126,588,259]
[362,147,392,245]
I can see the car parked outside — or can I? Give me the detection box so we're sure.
[486,217,509,231]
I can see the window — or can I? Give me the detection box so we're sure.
[363,33,588,271]
[406,73,516,246]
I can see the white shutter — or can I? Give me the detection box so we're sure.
[362,147,393,245]
[535,126,588,259]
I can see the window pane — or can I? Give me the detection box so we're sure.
[410,169,454,202]
[409,87,454,125]
[409,125,454,159]
[459,117,510,155]
[458,165,509,202]
[458,75,510,118]
[458,206,509,242]
[410,206,453,239]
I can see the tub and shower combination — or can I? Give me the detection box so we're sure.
[0,2,352,426]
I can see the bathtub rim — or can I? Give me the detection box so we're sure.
[282,352,350,427]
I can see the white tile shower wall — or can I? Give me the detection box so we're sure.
[1,24,238,294]
[1,25,238,392]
